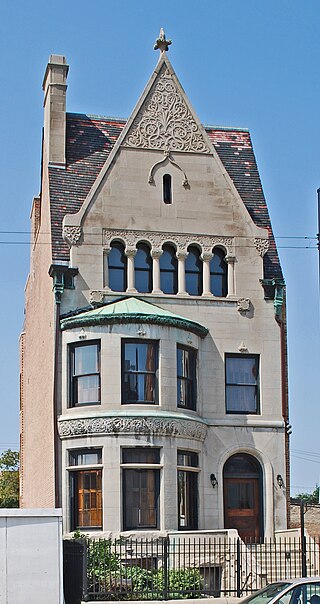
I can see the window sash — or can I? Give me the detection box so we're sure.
[69,449,102,466]
[122,448,160,464]
[134,245,152,293]
[70,469,102,530]
[177,470,198,530]
[122,341,158,404]
[123,469,159,530]
[177,450,199,468]
[225,355,260,414]
[163,174,172,204]
[177,346,197,410]
[70,343,100,406]
[185,247,203,296]
[160,246,178,294]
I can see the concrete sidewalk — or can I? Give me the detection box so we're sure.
[82,599,241,604]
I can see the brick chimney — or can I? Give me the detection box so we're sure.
[42,55,69,166]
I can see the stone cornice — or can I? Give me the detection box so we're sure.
[60,310,208,339]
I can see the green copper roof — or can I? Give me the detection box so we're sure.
[60,297,208,338]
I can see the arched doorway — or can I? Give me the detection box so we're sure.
[223,453,263,542]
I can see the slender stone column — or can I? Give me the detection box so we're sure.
[103,247,111,291]
[125,248,137,293]
[151,249,162,294]
[201,252,213,296]
[225,255,236,296]
[177,251,188,295]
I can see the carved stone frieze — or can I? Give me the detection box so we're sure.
[254,238,269,257]
[63,226,83,246]
[103,228,234,257]
[58,416,207,442]
[124,64,211,154]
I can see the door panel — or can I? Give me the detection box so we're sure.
[224,477,261,542]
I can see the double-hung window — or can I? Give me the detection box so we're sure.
[177,345,197,410]
[69,449,102,530]
[69,341,100,406]
[122,340,158,404]
[108,241,127,292]
[122,448,160,530]
[177,450,199,530]
[225,354,260,414]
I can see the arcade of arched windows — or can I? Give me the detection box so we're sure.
[103,234,236,297]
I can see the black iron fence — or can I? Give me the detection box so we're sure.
[64,535,320,603]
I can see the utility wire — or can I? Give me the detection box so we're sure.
[0,230,317,239]
[0,241,317,249]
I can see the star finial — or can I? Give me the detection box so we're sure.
[154,28,172,53]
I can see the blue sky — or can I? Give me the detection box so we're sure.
[0,0,319,495]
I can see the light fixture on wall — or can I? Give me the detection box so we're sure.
[277,474,285,489]
[210,473,218,488]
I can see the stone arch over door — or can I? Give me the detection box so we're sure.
[223,453,263,543]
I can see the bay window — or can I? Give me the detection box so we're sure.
[69,449,102,530]
[69,341,100,406]
[122,340,158,404]
[177,450,198,530]
[122,448,160,530]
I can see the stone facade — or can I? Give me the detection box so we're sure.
[20,40,289,540]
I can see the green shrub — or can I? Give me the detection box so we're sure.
[84,538,202,600]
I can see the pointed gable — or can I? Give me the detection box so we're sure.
[47,51,282,281]
[123,60,210,154]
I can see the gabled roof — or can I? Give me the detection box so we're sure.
[48,113,282,279]
[60,296,209,338]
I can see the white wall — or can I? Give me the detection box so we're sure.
[0,509,63,604]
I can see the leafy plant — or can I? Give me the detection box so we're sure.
[153,567,201,599]
[293,487,320,504]
[0,449,19,508]
[84,537,202,600]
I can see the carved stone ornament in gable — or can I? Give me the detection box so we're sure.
[254,237,269,257]
[103,228,234,257]
[124,64,211,154]
[63,226,83,246]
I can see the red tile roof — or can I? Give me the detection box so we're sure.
[48,113,282,279]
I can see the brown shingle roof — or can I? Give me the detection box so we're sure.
[49,114,126,262]
[48,113,282,279]
[206,127,282,279]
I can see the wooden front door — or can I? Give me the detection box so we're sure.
[223,454,263,542]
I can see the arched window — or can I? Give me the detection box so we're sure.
[108,241,127,292]
[160,244,177,294]
[135,243,152,293]
[163,174,172,204]
[223,453,263,542]
[210,248,227,297]
[185,246,203,296]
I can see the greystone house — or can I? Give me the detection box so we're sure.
[20,31,289,542]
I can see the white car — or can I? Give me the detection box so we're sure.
[241,578,320,604]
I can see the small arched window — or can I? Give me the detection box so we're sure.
[135,243,152,293]
[163,174,172,204]
[210,248,227,297]
[185,246,203,296]
[160,244,178,294]
[108,241,127,292]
